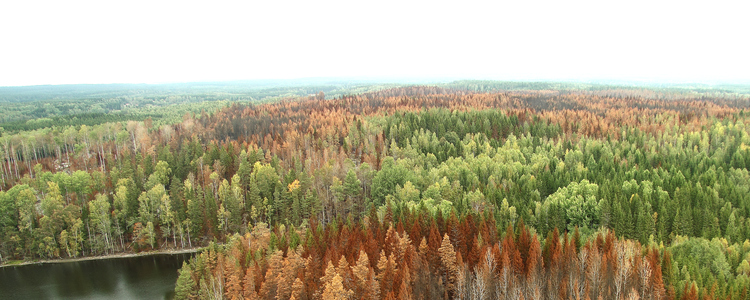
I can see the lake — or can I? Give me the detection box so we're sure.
[0,253,195,300]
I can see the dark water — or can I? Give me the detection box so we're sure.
[0,253,195,300]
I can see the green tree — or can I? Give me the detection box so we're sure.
[88,193,112,254]
[41,182,65,235]
[253,162,279,200]
[145,161,171,191]
[636,202,655,244]
[726,211,740,244]
[159,189,176,247]
[540,179,600,231]
[371,157,416,206]
[70,170,92,205]
[174,262,196,299]
[343,169,362,213]
[61,217,83,258]
[138,184,167,225]
[497,198,517,230]
[112,182,129,250]
[205,189,219,237]
[16,186,37,234]
[225,175,244,232]
[246,176,262,213]
[702,217,721,240]
[673,207,693,237]
[236,153,253,190]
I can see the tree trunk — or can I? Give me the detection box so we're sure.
[13,146,20,179]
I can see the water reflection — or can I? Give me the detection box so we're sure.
[0,253,194,300]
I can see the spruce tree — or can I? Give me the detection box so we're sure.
[174,262,196,299]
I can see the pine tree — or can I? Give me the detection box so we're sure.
[336,255,354,294]
[377,250,398,298]
[438,233,458,295]
[673,207,693,237]
[725,211,740,243]
[320,260,337,295]
[397,264,413,300]
[681,282,698,300]
[175,262,196,300]
[636,204,655,245]
[246,178,261,213]
[291,278,304,300]
[352,250,369,289]
[613,201,630,238]
[321,273,353,300]
[702,217,721,240]
[343,169,362,214]
[243,264,258,299]
[224,260,244,300]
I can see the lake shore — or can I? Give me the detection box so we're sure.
[0,247,203,268]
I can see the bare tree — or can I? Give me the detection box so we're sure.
[614,242,634,300]
[586,246,602,300]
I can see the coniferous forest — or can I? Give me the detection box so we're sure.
[3,82,750,299]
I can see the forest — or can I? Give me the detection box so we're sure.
[1,81,750,299]
[0,79,401,132]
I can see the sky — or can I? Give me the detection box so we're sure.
[1,0,748,86]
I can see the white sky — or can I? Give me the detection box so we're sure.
[1,0,748,86]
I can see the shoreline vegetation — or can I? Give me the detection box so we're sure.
[0,247,203,268]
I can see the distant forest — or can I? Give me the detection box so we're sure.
[1,81,750,299]
[0,79,404,132]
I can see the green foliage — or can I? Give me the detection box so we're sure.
[538,179,600,232]
[668,237,736,290]
[138,184,167,225]
[371,157,417,206]
[88,194,112,254]
[174,261,196,299]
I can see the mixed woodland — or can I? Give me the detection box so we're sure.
[1,81,750,299]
